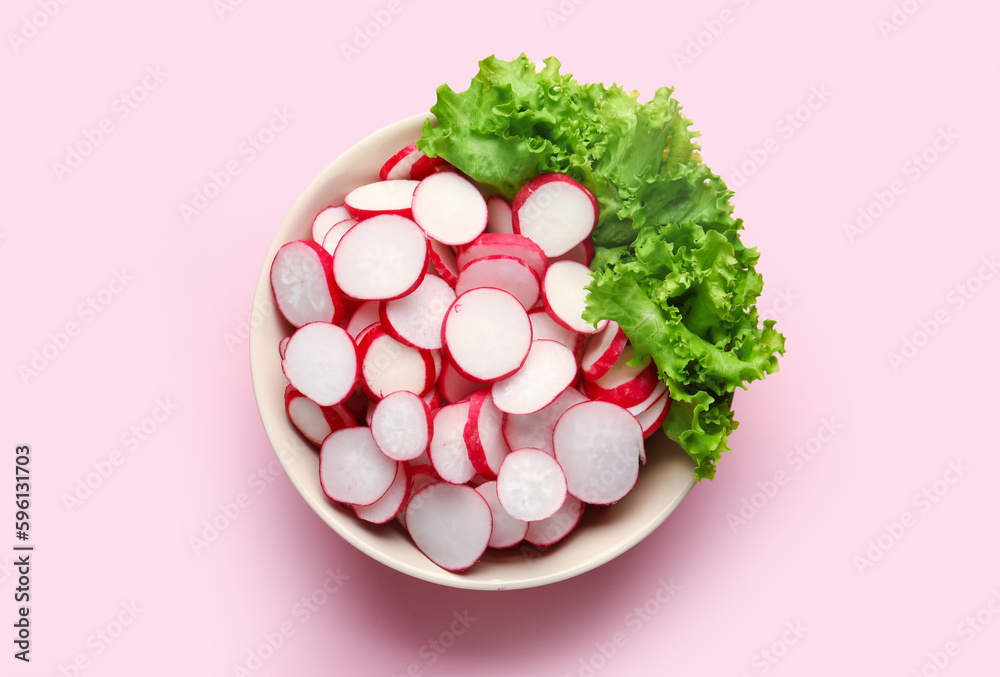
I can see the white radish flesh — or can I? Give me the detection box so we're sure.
[465,390,511,480]
[333,214,428,301]
[346,300,381,340]
[502,386,588,455]
[496,448,567,522]
[353,462,410,523]
[344,180,418,220]
[581,344,659,408]
[525,495,584,547]
[442,288,532,383]
[319,427,398,506]
[278,336,289,359]
[581,320,627,382]
[270,240,344,327]
[491,340,577,415]
[528,308,586,359]
[637,390,671,441]
[552,239,594,266]
[281,322,358,407]
[285,386,354,446]
[542,260,607,335]
[405,482,492,572]
[379,274,456,350]
[626,380,668,416]
[312,205,351,243]
[320,218,357,256]
[371,390,432,461]
[357,326,434,400]
[512,173,598,257]
[455,255,540,310]
[475,481,528,549]
[438,359,480,404]
[379,144,421,181]
[457,233,547,280]
[428,401,477,484]
[486,196,514,234]
[553,401,643,505]
[427,239,459,286]
[411,172,488,246]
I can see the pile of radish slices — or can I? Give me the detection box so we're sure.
[270,143,671,573]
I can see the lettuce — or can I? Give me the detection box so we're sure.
[419,54,785,480]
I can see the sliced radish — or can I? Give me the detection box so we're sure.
[346,300,381,340]
[491,340,577,415]
[581,344,659,408]
[553,401,643,505]
[552,239,594,266]
[427,239,459,286]
[284,385,355,446]
[379,275,456,350]
[496,448,567,521]
[475,481,528,549]
[525,495,584,547]
[371,390,432,461]
[512,173,598,257]
[442,288,532,383]
[379,144,421,181]
[486,196,514,235]
[422,387,442,411]
[637,390,671,441]
[542,260,607,335]
[332,214,428,301]
[278,336,289,359]
[357,325,434,400]
[455,255,540,310]
[465,390,511,480]
[270,240,344,327]
[343,180,418,220]
[311,205,351,243]
[502,386,589,456]
[353,462,410,524]
[281,322,358,406]
[411,171,488,246]
[409,153,449,180]
[456,233,547,280]
[319,427,398,506]
[438,359,480,404]
[320,218,357,256]
[397,465,439,531]
[428,401,477,484]
[626,380,668,416]
[405,482,492,572]
[528,308,586,359]
[581,321,627,382]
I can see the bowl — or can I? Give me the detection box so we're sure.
[249,112,697,590]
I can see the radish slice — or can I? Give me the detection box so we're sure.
[353,462,410,523]
[475,481,528,549]
[542,260,607,335]
[397,465,439,531]
[581,321,627,382]
[379,144,422,181]
[581,344,659,408]
[626,380,668,416]
[379,275,456,350]
[281,322,358,406]
[411,171,488,246]
[427,239,459,286]
[637,390,671,441]
[491,340,577,415]
[438,358,479,404]
[512,173,598,257]
[502,386,588,455]
[344,180,418,220]
[409,153,449,180]
[371,390,432,461]
[319,427,398,506]
[278,336,289,360]
[357,326,434,400]
[270,240,344,327]
[346,300,381,340]
[455,255,540,310]
[284,385,355,446]
[457,233,547,280]
[405,482,492,572]
[442,288,532,383]
[528,308,586,359]
[320,218,357,256]
[486,196,514,234]
[552,239,594,266]
[465,390,511,480]
[312,205,351,243]
[553,401,643,505]
[332,214,429,301]
[525,495,584,547]
[496,448,567,521]
[428,401,476,484]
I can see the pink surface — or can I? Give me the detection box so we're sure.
[3,0,999,674]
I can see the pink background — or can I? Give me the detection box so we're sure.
[3,0,999,674]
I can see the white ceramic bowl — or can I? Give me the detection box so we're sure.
[249,113,696,590]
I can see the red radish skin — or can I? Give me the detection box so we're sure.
[371,390,433,461]
[278,336,289,360]
[428,401,477,484]
[422,388,442,411]
[332,214,429,301]
[404,482,493,572]
[427,239,459,286]
[284,385,355,446]
[475,481,528,549]
[312,205,351,243]
[320,218,357,256]
[457,233,547,280]
[496,448,568,522]
[319,427,398,506]
[502,386,589,456]
[379,143,421,181]
[438,359,480,404]
[397,465,439,531]
[542,260,607,335]
[552,239,594,266]
[512,173,598,257]
[486,196,514,235]
[626,380,668,416]
[344,180,418,220]
[581,321,627,382]
[637,390,671,441]
[270,240,344,327]
[464,390,511,480]
[455,254,541,310]
[379,274,456,350]
[353,462,411,524]
[525,495,584,547]
[356,325,435,400]
[281,322,358,407]
[408,154,449,180]
[581,344,659,408]
[441,288,532,383]
[411,171,488,246]
[491,340,577,415]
